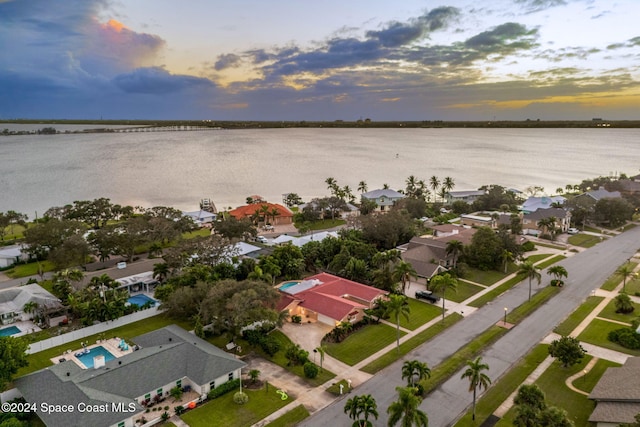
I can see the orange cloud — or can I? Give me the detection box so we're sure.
[104,19,126,32]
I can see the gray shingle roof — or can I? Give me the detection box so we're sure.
[588,357,640,424]
[15,325,245,427]
[361,189,404,199]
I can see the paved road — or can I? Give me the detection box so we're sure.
[301,226,640,427]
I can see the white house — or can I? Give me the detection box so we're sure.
[361,189,405,212]
[0,245,28,268]
[182,210,216,227]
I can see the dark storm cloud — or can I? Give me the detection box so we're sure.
[214,53,242,70]
[465,23,537,51]
[113,67,215,94]
[366,7,460,47]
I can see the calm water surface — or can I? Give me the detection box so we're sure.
[1,127,638,217]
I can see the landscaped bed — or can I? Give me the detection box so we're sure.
[577,318,640,356]
[596,299,640,324]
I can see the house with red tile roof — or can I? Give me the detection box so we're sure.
[229,202,294,225]
[277,273,387,326]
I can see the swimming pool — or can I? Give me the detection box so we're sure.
[76,346,115,368]
[0,326,20,337]
[279,281,300,291]
[127,294,157,307]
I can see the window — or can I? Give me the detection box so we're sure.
[209,381,215,390]
[228,372,234,381]
[157,388,163,396]
[144,393,151,400]
[118,423,125,427]
[176,379,182,387]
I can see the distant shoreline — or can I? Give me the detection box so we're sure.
[2,118,639,132]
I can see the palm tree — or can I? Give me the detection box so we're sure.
[316,345,327,372]
[430,273,458,321]
[22,301,39,319]
[461,356,491,421]
[617,263,637,293]
[345,394,379,427]
[358,180,368,194]
[429,175,440,201]
[393,261,417,294]
[537,217,552,236]
[153,262,170,283]
[372,250,401,291]
[500,249,514,274]
[385,294,410,353]
[547,265,568,287]
[442,176,455,202]
[518,261,541,301]
[259,204,270,224]
[387,386,428,427]
[445,240,464,268]
[269,207,281,225]
[401,360,431,387]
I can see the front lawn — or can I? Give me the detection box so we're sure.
[577,318,640,356]
[399,298,441,330]
[324,322,404,366]
[568,233,603,248]
[525,254,551,264]
[5,261,55,278]
[294,219,346,231]
[181,384,291,427]
[571,358,621,394]
[554,296,604,336]
[442,280,484,303]
[462,268,512,286]
[601,262,638,291]
[597,299,640,324]
[535,255,566,270]
[265,404,309,427]
[18,314,194,377]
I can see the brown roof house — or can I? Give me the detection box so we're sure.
[277,273,387,326]
[522,207,571,236]
[589,357,640,426]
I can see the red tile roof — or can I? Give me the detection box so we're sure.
[229,203,293,219]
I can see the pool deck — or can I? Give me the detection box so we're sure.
[50,337,134,369]
[0,320,41,337]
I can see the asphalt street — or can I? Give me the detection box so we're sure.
[301,226,640,427]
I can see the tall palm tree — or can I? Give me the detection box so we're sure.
[259,204,270,224]
[345,394,379,427]
[445,240,464,268]
[316,345,327,372]
[387,386,428,427]
[429,175,440,202]
[430,273,458,321]
[500,249,514,274]
[385,294,410,353]
[442,176,455,202]
[518,261,541,301]
[617,263,637,293]
[547,265,568,287]
[269,207,281,225]
[358,180,368,194]
[393,261,417,294]
[372,250,401,291]
[343,185,355,203]
[401,360,431,387]
[153,262,170,283]
[461,356,491,421]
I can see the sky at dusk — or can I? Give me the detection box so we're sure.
[1,0,639,121]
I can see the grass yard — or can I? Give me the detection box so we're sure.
[571,358,621,394]
[398,298,441,330]
[17,314,194,377]
[525,253,551,264]
[601,262,638,291]
[294,219,346,231]
[441,280,484,303]
[625,275,640,295]
[596,299,640,324]
[577,318,640,356]
[454,344,549,426]
[5,260,55,278]
[535,255,566,270]
[181,384,291,427]
[568,233,603,248]
[533,242,566,250]
[265,404,309,427]
[361,313,463,374]
[462,268,513,286]
[254,330,335,387]
[468,275,523,308]
[325,322,404,366]
[554,296,604,336]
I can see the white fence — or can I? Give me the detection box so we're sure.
[27,306,162,354]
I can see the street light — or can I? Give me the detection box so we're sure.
[504,307,508,326]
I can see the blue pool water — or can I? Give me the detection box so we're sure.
[76,346,115,368]
[127,294,157,307]
[0,326,20,336]
[279,281,300,291]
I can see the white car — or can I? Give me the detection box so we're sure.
[256,236,269,244]
[567,228,579,235]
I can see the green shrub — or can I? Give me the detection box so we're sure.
[303,362,319,379]
[207,379,240,400]
[608,328,640,349]
[521,241,535,252]
[260,336,281,356]
[233,391,249,404]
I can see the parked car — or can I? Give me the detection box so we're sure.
[415,290,440,303]
[256,236,269,244]
[567,227,579,234]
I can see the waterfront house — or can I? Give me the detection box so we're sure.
[572,187,622,209]
[15,325,245,427]
[361,189,405,212]
[229,202,294,225]
[182,210,216,227]
[520,196,566,214]
[445,190,485,205]
[277,273,387,325]
[522,207,571,236]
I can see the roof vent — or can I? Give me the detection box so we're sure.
[169,337,172,341]
[66,372,70,377]
[118,361,122,365]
